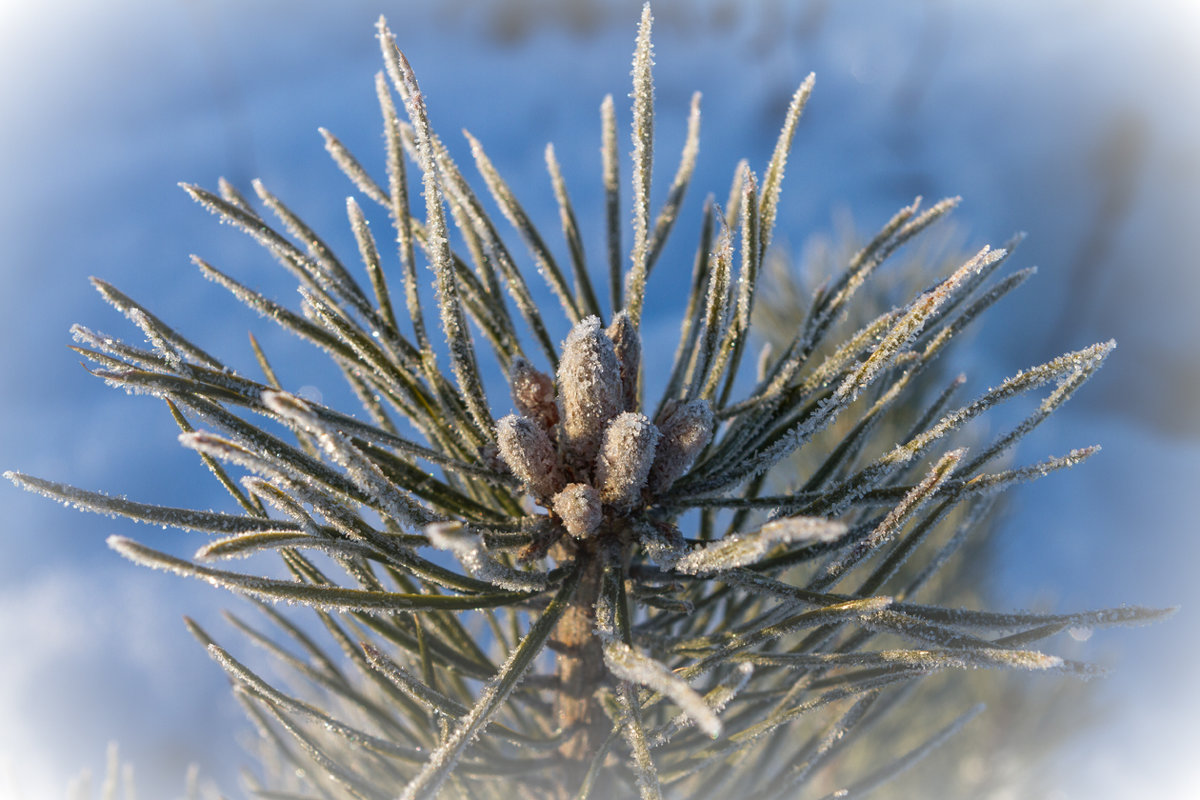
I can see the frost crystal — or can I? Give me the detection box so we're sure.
[552,483,602,540]
[606,310,642,411]
[509,357,559,432]
[603,639,721,740]
[675,517,847,576]
[595,412,660,508]
[496,413,563,502]
[557,315,623,468]
[427,522,550,592]
[649,399,713,494]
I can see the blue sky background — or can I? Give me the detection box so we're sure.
[1,0,1197,796]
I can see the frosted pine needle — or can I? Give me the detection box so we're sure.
[426,522,551,592]
[675,517,848,576]
[602,639,722,740]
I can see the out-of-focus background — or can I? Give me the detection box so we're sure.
[1,0,1196,796]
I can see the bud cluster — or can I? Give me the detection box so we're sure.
[495,314,713,541]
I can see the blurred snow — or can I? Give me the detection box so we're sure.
[1,0,1196,796]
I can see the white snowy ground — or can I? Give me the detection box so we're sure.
[1,0,1196,797]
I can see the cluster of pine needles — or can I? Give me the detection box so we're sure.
[7,6,1170,799]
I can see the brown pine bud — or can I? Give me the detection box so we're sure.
[552,483,602,539]
[495,414,563,501]
[557,316,623,467]
[595,412,660,509]
[605,310,641,412]
[509,357,559,432]
[648,399,713,494]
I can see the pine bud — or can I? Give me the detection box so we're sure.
[495,414,563,501]
[552,483,602,539]
[595,412,660,509]
[605,310,641,412]
[648,399,713,494]
[508,357,559,432]
[557,316,623,466]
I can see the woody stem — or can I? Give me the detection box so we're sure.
[551,537,607,785]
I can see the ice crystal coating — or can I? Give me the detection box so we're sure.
[595,412,660,509]
[552,482,603,540]
[636,519,687,568]
[606,310,641,412]
[674,516,848,576]
[602,639,721,739]
[509,357,559,432]
[648,398,713,494]
[557,315,623,468]
[427,522,550,592]
[495,413,563,501]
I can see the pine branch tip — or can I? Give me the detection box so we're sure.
[12,10,1170,796]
